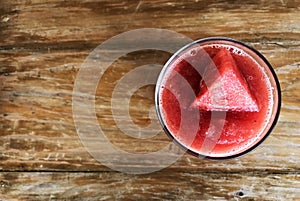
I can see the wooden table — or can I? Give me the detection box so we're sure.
[0,0,299,200]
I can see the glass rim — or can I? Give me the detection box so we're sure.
[155,37,281,160]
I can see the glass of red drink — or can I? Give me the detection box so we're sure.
[155,37,281,159]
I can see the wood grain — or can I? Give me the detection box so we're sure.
[0,0,299,200]
[0,172,299,201]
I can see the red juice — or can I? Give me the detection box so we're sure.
[156,38,280,158]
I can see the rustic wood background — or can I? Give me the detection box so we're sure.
[0,0,299,200]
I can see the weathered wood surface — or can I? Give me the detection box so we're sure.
[0,172,299,200]
[0,0,299,200]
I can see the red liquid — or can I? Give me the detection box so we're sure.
[159,44,273,157]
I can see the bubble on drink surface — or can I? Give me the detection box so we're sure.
[209,44,246,56]
[190,49,197,56]
[229,46,244,56]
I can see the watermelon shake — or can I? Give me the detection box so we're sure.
[155,37,281,159]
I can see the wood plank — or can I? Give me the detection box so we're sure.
[0,0,299,49]
[0,48,299,172]
[0,171,299,200]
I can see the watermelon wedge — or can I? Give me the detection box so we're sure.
[192,48,259,112]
